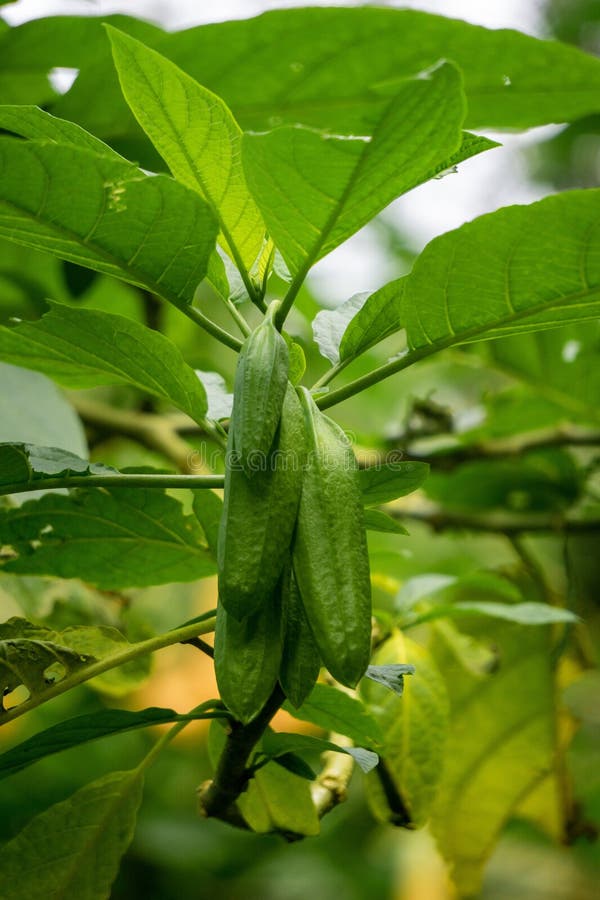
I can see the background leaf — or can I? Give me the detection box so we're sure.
[0,769,144,900]
[362,631,449,827]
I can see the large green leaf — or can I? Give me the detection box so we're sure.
[428,619,557,896]
[0,138,218,312]
[108,27,265,274]
[401,191,600,352]
[0,302,208,423]
[0,706,219,779]
[361,631,449,828]
[137,9,600,132]
[0,487,216,588]
[242,62,467,276]
[360,462,430,507]
[0,769,143,900]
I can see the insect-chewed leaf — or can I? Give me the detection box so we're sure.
[292,388,371,687]
[214,589,283,724]
[231,311,290,472]
[218,383,305,620]
[279,567,321,708]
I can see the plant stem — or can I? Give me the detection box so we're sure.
[1,472,225,500]
[184,303,243,351]
[221,295,252,336]
[316,347,430,410]
[0,617,217,726]
[311,358,352,391]
[198,684,285,819]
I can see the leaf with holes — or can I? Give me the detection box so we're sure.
[0,138,218,313]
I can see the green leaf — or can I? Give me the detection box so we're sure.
[0,768,143,900]
[0,617,148,722]
[0,104,126,161]
[261,731,379,774]
[0,706,217,779]
[338,283,404,363]
[0,487,216,589]
[364,508,409,536]
[0,302,208,423]
[0,137,218,312]
[365,664,416,696]
[361,631,449,827]
[272,752,316,782]
[401,190,600,352]
[53,9,600,142]
[107,26,265,273]
[428,619,558,896]
[360,462,430,506]
[0,443,113,494]
[243,62,467,276]
[0,364,87,455]
[424,449,580,513]
[284,682,383,748]
[238,760,321,837]
[413,600,579,628]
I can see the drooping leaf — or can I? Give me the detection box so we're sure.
[0,487,216,589]
[261,731,379,774]
[364,508,409,536]
[0,706,218,779]
[0,769,144,900]
[0,364,87,455]
[107,27,265,272]
[364,664,416,696]
[360,462,430,506]
[0,302,208,423]
[400,190,600,352]
[243,62,470,276]
[428,619,558,896]
[0,443,113,495]
[361,631,449,828]
[0,104,126,160]
[284,682,383,748]
[0,138,218,312]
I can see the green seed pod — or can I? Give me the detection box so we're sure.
[218,383,306,620]
[292,387,371,687]
[279,565,321,708]
[214,588,283,724]
[232,303,289,475]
